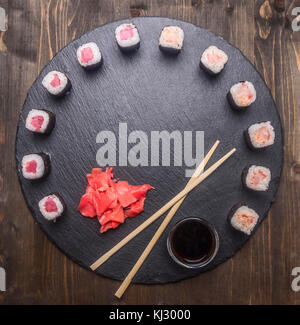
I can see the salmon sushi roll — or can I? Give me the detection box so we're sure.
[21,153,51,180]
[244,121,275,150]
[25,109,56,135]
[200,46,228,76]
[159,26,184,54]
[242,165,271,191]
[38,193,66,221]
[227,81,256,110]
[42,70,71,97]
[115,23,140,52]
[76,42,103,70]
[228,203,259,235]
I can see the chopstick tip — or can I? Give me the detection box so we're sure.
[114,291,122,299]
[90,262,98,271]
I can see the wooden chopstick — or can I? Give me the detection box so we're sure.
[91,146,236,273]
[114,146,236,298]
[90,140,219,271]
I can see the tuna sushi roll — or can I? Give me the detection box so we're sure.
[21,153,51,180]
[227,81,256,110]
[25,109,55,135]
[200,46,228,76]
[115,23,140,52]
[159,26,184,54]
[228,203,259,235]
[76,42,103,70]
[42,70,71,97]
[242,165,271,191]
[38,193,66,221]
[244,121,275,150]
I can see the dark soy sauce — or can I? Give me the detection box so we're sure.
[170,219,216,264]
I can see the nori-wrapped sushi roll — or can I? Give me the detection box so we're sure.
[241,165,271,191]
[38,193,66,222]
[244,121,275,150]
[200,46,228,76]
[25,109,56,135]
[159,26,184,54]
[115,23,140,53]
[42,70,71,97]
[21,153,51,180]
[227,81,256,110]
[228,203,259,235]
[76,42,103,70]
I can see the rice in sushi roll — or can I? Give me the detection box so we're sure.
[228,203,259,235]
[38,193,66,221]
[76,42,103,70]
[159,26,184,54]
[115,23,140,52]
[25,109,56,135]
[200,46,228,76]
[244,121,275,150]
[42,70,71,97]
[242,165,271,191]
[227,81,256,110]
[21,153,51,180]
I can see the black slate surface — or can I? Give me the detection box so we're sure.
[15,17,283,284]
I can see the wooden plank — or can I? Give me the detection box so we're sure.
[0,0,8,305]
[254,0,300,304]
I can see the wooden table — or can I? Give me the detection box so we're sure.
[0,0,299,305]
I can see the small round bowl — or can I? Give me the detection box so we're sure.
[167,217,219,269]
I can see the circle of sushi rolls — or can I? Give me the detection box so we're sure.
[115,23,140,52]
[228,203,259,235]
[76,42,103,70]
[242,165,271,191]
[21,153,51,180]
[227,81,256,110]
[42,70,71,97]
[200,46,228,76]
[159,26,184,54]
[244,121,275,150]
[25,109,56,135]
[38,193,66,221]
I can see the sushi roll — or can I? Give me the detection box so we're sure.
[227,81,256,110]
[42,70,71,97]
[244,121,275,150]
[242,165,271,191]
[200,46,228,76]
[25,109,56,135]
[38,193,66,221]
[115,23,140,52]
[21,153,51,180]
[159,26,184,54]
[76,42,103,70]
[228,203,259,235]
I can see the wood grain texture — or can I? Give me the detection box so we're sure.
[0,0,299,305]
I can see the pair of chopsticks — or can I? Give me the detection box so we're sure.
[90,140,236,298]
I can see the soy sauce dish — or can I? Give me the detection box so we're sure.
[167,217,219,269]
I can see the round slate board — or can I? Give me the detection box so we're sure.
[15,17,283,284]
